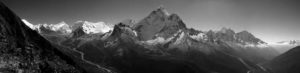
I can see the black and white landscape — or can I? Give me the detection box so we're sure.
[1,0,300,73]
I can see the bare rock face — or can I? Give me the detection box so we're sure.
[134,7,186,41]
[0,2,85,73]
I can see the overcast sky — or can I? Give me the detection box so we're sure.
[2,0,300,43]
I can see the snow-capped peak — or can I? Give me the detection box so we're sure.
[40,21,72,34]
[43,22,68,31]
[22,19,72,34]
[74,21,113,34]
[22,19,113,35]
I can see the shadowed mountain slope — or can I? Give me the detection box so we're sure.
[0,2,85,73]
[264,46,300,73]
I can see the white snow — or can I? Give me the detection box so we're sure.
[174,32,185,45]
[189,32,206,41]
[143,36,174,45]
[22,19,72,34]
[22,19,113,34]
[75,21,113,34]
[22,19,40,30]
[145,37,168,44]
[133,30,138,37]
[40,21,72,34]
[141,30,183,45]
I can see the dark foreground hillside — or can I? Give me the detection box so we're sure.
[264,46,300,73]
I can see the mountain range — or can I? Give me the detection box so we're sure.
[1,1,300,73]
